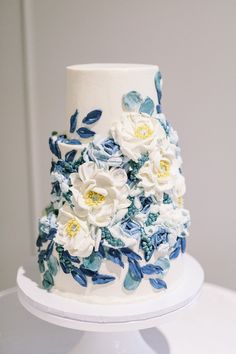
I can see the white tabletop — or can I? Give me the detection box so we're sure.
[0,283,236,354]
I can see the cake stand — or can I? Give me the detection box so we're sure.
[17,254,204,354]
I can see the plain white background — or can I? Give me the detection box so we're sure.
[0,0,236,291]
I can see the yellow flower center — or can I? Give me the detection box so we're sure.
[157,160,171,179]
[85,190,105,206]
[66,219,80,238]
[177,196,184,207]
[134,124,154,139]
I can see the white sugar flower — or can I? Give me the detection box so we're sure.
[70,161,131,227]
[54,205,95,258]
[111,112,166,162]
[137,149,183,200]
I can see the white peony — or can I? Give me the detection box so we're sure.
[54,205,95,258]
[111,112,166,162]
[137,149,183,200]
[70,161,131,227]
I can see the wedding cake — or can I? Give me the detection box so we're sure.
[36,64,190,303]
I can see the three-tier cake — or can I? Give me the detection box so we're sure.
[36,64,190,303]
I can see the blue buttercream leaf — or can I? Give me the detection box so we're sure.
[180,237,186,253]
[49,137,61,159]
[64,139,81,145]
[47,227,57,240]
[169,246,181,260]
[141,264,163,275]
[47,255,58,276]
[98,243,106,258]
[83,252,102,272]
[82,110,102,125]
[149,278,167,290]
[65,149,77,163]
[128,259,143,281]
[69,109,78,133]
[124,270,141,291]
[154,71,162,104]
[62,250,80,264]
[120,247,142,261]
[60,261,71,274]
[139,97,154,115]
[122,91,143,112]
[80,265,97,277]
[92,274,115,285]
[71,268,87,287]
[151,228,168,249]
[107,248,124,268]
[77,127,96,138]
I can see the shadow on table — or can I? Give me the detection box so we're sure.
[140,327,170,354]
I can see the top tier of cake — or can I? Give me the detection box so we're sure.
[66,64,161,136]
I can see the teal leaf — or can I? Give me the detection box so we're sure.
[47,255,58,276]
[149,278,167,290]
[42,270,54,290]
[122,91,143,112]
[139,97,154,115]
[83,252,102,272]
[82,110,102,125]
[38,258,45,273]
[92,274,115,285]
[128,259,143,281]
[154,71,162,104]
[155,257,170,273]
[77,127,95,138]
[69,109,78,133]
[124,270,141,291]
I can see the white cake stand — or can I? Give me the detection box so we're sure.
[17,254,204,354]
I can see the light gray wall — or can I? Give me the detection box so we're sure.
[1,0,236,291]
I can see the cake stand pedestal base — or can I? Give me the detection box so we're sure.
[17,254,204,354]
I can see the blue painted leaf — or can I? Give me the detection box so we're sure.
[47,227,57,240]
[80,265,97,277]
[65,149,77,162]
[139,97,154,115]
[64,139,81,145]
[154,71,162,104]
[92,274,115,285]
[180,237,186,253]
[71,268,87,287]
[156,105,162,114]
[42,270,54,290]
[82,110,102,125]
[149,278,167,290]
[60,261,71,274]
[77,127,95,138]
[122,91,143,112]
[141,264,163,275]
[83,252,102,272]
[128,259,143,281]
[98,243,105,258]
[107,248,124,268]
[169,246,181,260]
[120,247,142,261]
[49,137,61,159]
[62,250,80,264]
[47,255,58,276]
[69,109,78,133]
[124,270,141,291]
